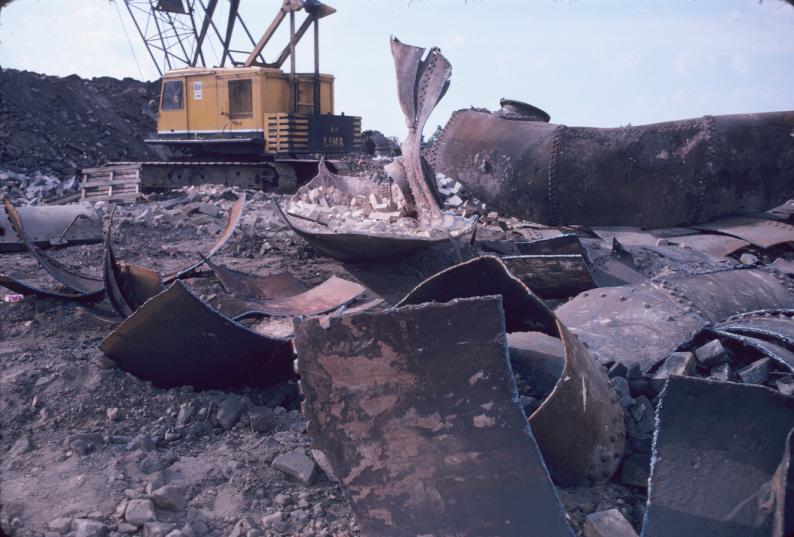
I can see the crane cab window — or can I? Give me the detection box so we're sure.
[228,79,253,119]
[162,80,184,110]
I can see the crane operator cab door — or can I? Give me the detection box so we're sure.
[159,77,188,136]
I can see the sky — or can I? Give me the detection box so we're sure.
[1,0,793,137]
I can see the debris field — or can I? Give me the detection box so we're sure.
[2,38,794,537]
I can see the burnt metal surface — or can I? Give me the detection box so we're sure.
[556,269,794,371]
[162,193,246,282]
[103,216,162,318]
[693,216,794,249]
[643,377,794,537]
[0,204,103,251]
[430,107,794,228]
[501,235,596,299]
[586,238,649,287]
[711,329,794,372]
[665,233,750,257]
[398,256,625,486]
[207,260,305,300]
[100,280,294,389]
[294,296,574,537]
[0,199,104,301]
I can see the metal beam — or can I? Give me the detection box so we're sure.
[242,5,289,67]
[192,0,218,66]
[219,0,240,67]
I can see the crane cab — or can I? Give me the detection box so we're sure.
[150,66,361,156]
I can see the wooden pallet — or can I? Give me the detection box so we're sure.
[80,164,142,203]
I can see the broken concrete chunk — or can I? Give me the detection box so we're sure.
[695,339,732,368]
[294,296,574,536]
[216,395,247,430]
[652,351,695,391]
[738,357,772,385]
[271,448,317,485]
[143,522,174,537]
[71,519,107,537]
[125,499,156,526]
[150,484,186,511]
[583,509,638,537]
[710,362,736,382]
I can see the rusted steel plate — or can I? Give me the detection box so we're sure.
[207,260,305,300]
[0,199,104,301]
[556,269,794,371]
[397,256,558,334]
[665,233,749,257]
[294,296,574,537]
[694,216,794,249]
[772,428,794,537]
[211,275,367,321]
[0,203,102,251]
[710,329,794,372]
[430,108,794,228]
[103,209,162,318]
[100,280,294,389]
[398,256,624,486]
[162,194,246,282]
[507,331,565,398]
[717,310,794,347]
[586,239,648,287]
[767,199,794,221]
[643,377,794,537]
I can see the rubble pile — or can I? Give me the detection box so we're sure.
[0,68,168,180]
[0,170,78,206]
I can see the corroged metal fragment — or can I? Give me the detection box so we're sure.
[294,296,574,537]
[100,280,293,389]
[693,216,794,249]
[501,235,596,299]
[162,193,246,282]
[430,107,794,227]
[207,260,305,301]
[399,256,624,486]
[644,377,794,537]
[556,269,794,371]
[709,309,794,371]
[103,209,162,318]
[0,199,104,301]
[0,203,102,251]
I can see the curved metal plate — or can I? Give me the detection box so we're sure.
[693,216,794,249]
[710,329,794,372]
[0,204,102,251]
[207,260,305,301]
[643,377,794,537]
[397,256,625,486]
[294,297,574,537]
[100,280,293,389]
[1,199,104,301]
[162,193,246,282]
[556,269,794,371]
[430,109,794,228]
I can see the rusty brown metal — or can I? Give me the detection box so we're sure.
[398,256,625,486]
[211,275,365,320]
[207,260,305,300]
[293,296,574,537]
[100,280,294,389]
[162,193,246,282]
[0,203,102,251]
[556,269,794,371]
[693,216,794,249]
[102,212,162,318]
[430,107,794,228]
[0,199,104,302]
[643,377,794,537]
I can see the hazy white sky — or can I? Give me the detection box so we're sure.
[1,0,793,136]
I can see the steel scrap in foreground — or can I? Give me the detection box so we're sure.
[100,280,294,389]
[294,296,574,537]
[555,268,794,372]
[397,256,625,487]
[643,377,794,537]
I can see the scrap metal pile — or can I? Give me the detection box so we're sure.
[3,38,794,536]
